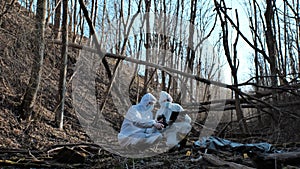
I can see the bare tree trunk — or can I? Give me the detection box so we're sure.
[161,0,167,91]
[184,0,197,101]
[284,0,297,81]
[53,0,61,39]
[78,7,84,43]
[143,0,151,94]
[29,0,34,13]
[45,0,51,25]
[20,0,46,120]
[55,0,68,129]
[233,9,249,134]
[214,0,249,133]
[296,0,300,73]
[187,0,197,73]
[72,0,77,42]
[265,0,277,88]
[93,0,98,27]
[90,0,95,28]
[265,0,279,125]
[168,0,180,93]
[252,0,263,126]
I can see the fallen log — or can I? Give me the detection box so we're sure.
[200,153,255,169]
[250,150,300,169]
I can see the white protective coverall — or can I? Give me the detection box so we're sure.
[156,91,192,147]
[118,93,163,149]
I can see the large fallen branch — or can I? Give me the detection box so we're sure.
[250,151,300,169]
[201,153,255,169]
[51,40,300,119]
[52,39,300,94]
[51,39,231,89]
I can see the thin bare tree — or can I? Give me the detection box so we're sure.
[55,0,68,129]
[214,0,249,133]
[20,0,46,120]
[53,0,61,39]
[142,0,152,94]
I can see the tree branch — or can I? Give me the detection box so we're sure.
[78,0,112,79]
[51,40,232,89]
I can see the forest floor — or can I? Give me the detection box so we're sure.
[0,1,300,169]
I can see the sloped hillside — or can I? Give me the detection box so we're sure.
[0,1,93,149]
[0,2,199,168]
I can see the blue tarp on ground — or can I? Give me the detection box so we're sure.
[193,136,274,153]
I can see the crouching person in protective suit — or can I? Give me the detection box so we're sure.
[155,91,192,148]
[118,93,164,151]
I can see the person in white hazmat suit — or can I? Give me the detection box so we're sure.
[155,91,192,147]
[118,93,164,150]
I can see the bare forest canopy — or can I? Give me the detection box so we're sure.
[48,0,300,136]
[1,0,300,168]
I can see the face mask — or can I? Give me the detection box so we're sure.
[162,102,170,108]
[146,105,154,111]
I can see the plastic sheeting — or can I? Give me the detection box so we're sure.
[193,136,275,153]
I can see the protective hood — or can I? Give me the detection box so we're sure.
[136,93,157,112]
[159,91,173,106]
[156,91,183,121]
[118,93,162,149]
